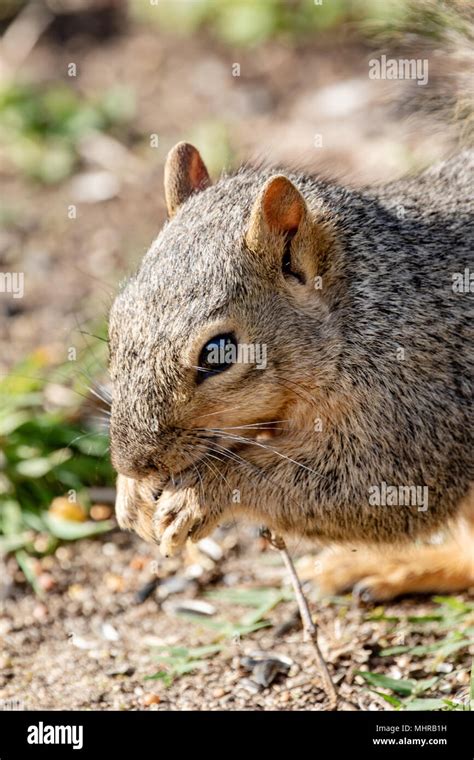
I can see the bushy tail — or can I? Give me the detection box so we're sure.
[368,0,474,147]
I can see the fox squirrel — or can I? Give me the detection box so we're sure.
[109,141,473,600]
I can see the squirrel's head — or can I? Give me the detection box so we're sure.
[109,143,341,485]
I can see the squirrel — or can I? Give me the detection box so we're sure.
[108,141,473,598]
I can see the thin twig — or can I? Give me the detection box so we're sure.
[261,528,338,710]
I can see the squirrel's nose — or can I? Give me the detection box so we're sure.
[109,416,161,479]
[111,455,156,480]
[110,439,159,479]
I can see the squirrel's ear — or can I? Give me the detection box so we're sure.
[164,142,211,217]
[246,175,306,249]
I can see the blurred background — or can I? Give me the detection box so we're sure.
[0,0,472,712]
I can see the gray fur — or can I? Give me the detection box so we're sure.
[109,150,473,551]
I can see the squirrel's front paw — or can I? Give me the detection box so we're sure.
[115,474,157,543]
[153,486,219,557]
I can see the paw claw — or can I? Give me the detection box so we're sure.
[352,580,376,604]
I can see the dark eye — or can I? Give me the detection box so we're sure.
[197,332,237,383]
[282,231,305,283]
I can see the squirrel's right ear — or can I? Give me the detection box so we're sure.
[245,175,307,250]
[164,142,211,217]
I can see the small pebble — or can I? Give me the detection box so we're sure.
[157,576,194,599]
[240,651,293,688]
[106,665,135,678]
[102,543,118,557]
[37,573,56,592]
[130,556,148,571]
[101,623,120,641]
[90,505,112,521]
[105,574,125,592]
[143,693,161,706]
[197,538,223,562]
[239,678,262,695]
[32,603,48,622]
[135,578,159,604]
[163,599,216,617]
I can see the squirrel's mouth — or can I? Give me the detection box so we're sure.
[150,421,282,502]
[151,443,238,502]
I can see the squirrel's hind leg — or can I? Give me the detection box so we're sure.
[299,502,474,602]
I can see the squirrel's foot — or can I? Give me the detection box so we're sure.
[301,540,474,602]
[153,486,219,557]
[307,546,421,601]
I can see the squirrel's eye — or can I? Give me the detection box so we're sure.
[197,332,237,383]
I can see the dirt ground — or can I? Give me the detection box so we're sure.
[1,20,472,711]
[1,525,472,711]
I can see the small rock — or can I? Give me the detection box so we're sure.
[69,633,97,650]
[106,665,135,678]
[252,660,286,688]
[90,505,112,521]
[163,599,216,617]
[105,573,125,592]
[134,578,159,604]
[197,537,223,562]
[130,556,148,571]
[239,678,262,695]
[101,623,120,641]
[240,651,293,688]
[37,573,56,593]
[157,576,194,599]
[183,563,205,579]
[142,693,161,706]
[32,603,48,622]
[68,584,87,601]
[102,543,118,557]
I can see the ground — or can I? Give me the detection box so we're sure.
[0,15,472,712]
[1,526,472,711]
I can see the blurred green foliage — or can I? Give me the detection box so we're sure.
[132,0,412,46]
[0,345,115,580]
[0,82,134,183]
